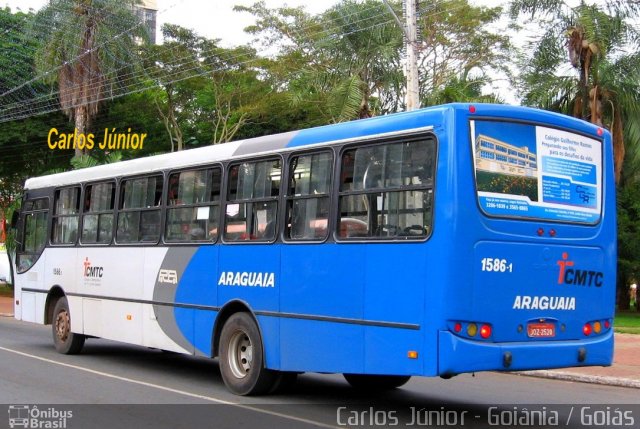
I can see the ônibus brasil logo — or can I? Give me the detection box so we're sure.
[7,405,72,429]
[556,252,603,287]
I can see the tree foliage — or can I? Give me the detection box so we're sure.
[418,0,511,105]
[510,0,640,184]
[32,0,148,155]
[617,182,640,310]
[0,7,73,209]
[236,0,404,122]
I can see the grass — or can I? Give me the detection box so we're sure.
[0,283,13,298]
[615,310,640,334]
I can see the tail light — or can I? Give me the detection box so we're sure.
[480,324,492,339]
[583,318,611,336]
[449,321,492,341]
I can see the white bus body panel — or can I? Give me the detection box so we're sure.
[17,253,47,324]
[17,246,190,354]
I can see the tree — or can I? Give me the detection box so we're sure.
[510,0,640,184]
[422,75,503,106]
[0,7,73,210]
[236,0,404,122]
[237,0,509,121]
[143,24,206,152]
[0,7,40,104]
[616,182,640,310]
[32,0,148,156]
[197,41,273,144]
[418,0,511,105]
[145,24,277,149]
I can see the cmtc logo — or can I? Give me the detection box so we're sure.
[83,257,104,278]
[557,252,603,287]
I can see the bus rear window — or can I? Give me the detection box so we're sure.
[471,120,602,224]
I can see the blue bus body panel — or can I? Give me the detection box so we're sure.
[279,243,428,374]
[286,107,449,148]
[173,246,219,356]
[439,330,613,374]
[163,103,614,377]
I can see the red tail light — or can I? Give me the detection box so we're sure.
[480,324,492,339]
[583,323,592,336]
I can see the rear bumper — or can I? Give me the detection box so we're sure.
[438,330,613,376]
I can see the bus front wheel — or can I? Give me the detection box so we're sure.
[52,297,85,354]
[219,312,276,395]
[343,374,411,390]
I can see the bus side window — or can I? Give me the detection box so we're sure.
[52,187,80,245]
[165,167,221,243]
[117,175,163,243]
[224,159,281,242]
[285,151,332,241]
[338,138,435,240]
[81,182,115,244]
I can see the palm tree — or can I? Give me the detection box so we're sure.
[422,75,504,106]
[510,0,640,184]
[235,0,405,122]
[317,0,404,120]
[418,0,511,106]
[32,0,147,156]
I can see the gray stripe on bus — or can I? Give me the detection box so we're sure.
[152,247,202,356]
[231,131,298,157]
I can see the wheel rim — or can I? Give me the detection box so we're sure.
[55,309,70,342]
[227,329,253,379]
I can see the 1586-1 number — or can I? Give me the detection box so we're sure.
[481,258,513,273]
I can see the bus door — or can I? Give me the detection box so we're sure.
[14,198,49,322]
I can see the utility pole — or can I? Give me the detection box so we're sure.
[405,0,420,111]
[382,0,420,111]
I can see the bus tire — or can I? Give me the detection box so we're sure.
[343,374,411,390]
[219,312,276,395]
[52,297,85,355]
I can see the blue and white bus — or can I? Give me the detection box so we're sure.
[13,103,616,395]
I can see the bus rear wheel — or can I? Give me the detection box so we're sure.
[52,297,85,354]
[343,374,411,390]
[219,312,277,395]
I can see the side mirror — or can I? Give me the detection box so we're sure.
[10,210,19,229]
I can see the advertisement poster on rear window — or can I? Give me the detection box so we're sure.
[471,120,602,223]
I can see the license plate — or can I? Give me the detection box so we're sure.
[527,323,556,338]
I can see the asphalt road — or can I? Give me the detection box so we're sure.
[0,316,638,429]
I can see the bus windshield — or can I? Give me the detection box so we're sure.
[471,119,602,224]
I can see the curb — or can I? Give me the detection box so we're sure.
[517,370,640,389]
[0,313,14,318]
